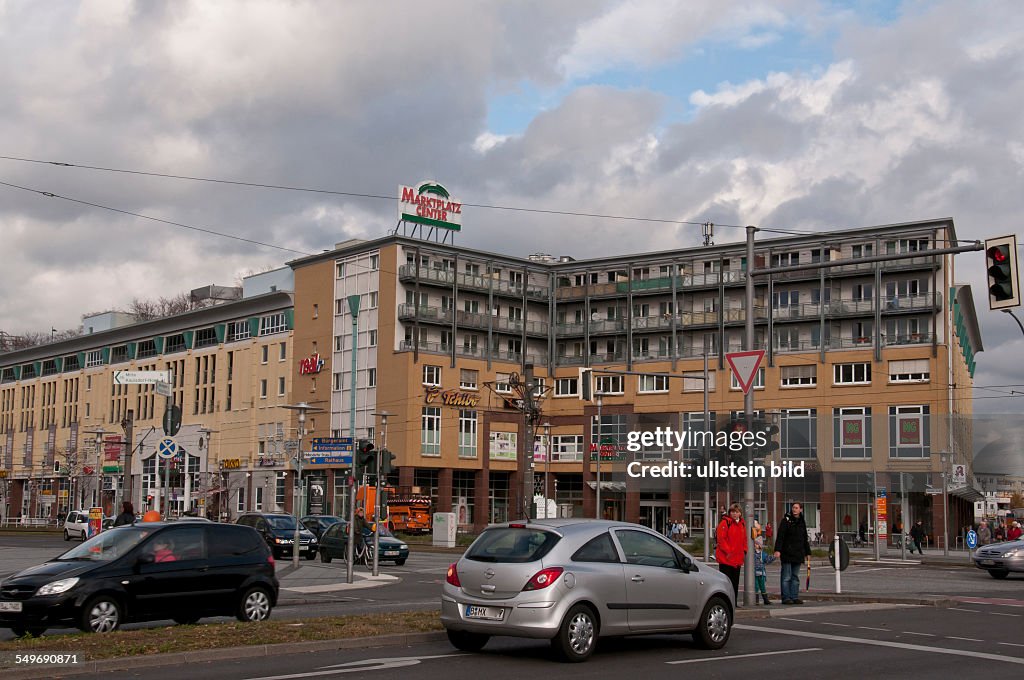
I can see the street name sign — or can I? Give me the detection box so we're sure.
[307,437,353,465]
[114,370,171,385]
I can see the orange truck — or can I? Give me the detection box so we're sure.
[385,495,432,534]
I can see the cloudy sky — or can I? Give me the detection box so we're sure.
[1,0,1022,413]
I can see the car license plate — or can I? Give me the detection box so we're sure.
[465,605,504,621]
[385,551,399,556]
[0,602,23,612]
[980,559,995,566]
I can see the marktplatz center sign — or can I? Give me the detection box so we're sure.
[399,180,462,231]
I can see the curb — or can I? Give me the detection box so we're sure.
[1,631,450,679]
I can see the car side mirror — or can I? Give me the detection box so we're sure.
[678,555,695,573]
[136,553,155,568]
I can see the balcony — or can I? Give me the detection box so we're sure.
[397,304,549,337]
[555,270,747,301]
[881,292,942,313]
[398,264,549,300]
[398,340,548,364]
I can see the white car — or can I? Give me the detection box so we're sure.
[63,511,90,541]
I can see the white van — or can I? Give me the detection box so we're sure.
[63,510,90,541]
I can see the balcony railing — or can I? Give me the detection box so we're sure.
[398,264,549,299]
[398,340,547,364]
[556,271,747,300]
[397,304,549,336]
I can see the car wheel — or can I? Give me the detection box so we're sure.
[306,550,317,561]
[237,586,273,622]
[395,558,407,566]
[11,626,46,637]
[173,615,201,625]
[446,629,489,652]
[692,596,731,649]
[551,603,598,662]
[63,530,71,541]
[79,595,122,633]
[989,569,1010,579]
[320,550,333,563]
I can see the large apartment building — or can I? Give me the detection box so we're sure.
[0,271,299,521]
[290,217,984,545]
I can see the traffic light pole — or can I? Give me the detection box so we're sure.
[1004,310,1024,337]
[345,295,360,585]
[372,413,389,576]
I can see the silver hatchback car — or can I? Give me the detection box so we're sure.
[441,519,735,661]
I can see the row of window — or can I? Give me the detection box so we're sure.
[417,406,931,460]
[411,360,931,398]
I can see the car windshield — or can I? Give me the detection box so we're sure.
[58,528,155,562]
[267,516,297,530]
[377,526,395,538]
[465,527,560,563]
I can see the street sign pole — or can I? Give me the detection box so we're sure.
[346,295,360,585]
[743,225,757,607]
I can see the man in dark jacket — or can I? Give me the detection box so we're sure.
[113,501,135,527]
[773,502,811,605]
[909,520,926,554]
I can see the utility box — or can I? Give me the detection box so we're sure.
[433,512,457,548]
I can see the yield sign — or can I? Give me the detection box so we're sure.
[725,350,766,395]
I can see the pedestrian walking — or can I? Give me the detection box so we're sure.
[909,520,926,554]
[753,536,775,605]
[773,502,811,605]
[715,503,748,602]
[113,501,135,527]
[978,521,992,546]
[994,523,1006,542]
[680,520,689,540]
[1009,522,1023,541]
[858,518,868,545]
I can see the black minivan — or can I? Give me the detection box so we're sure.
[0,522,278,637]
[237,513,318,560]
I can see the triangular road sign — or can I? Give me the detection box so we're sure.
[726,350,766,395]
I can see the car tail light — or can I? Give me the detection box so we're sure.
[523,567,563,591]
[267,554,275,567]
[446,563,461,587]
[509,523,527,528]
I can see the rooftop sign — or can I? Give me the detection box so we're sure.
[399,180,462,231]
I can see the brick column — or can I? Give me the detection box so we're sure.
[625,489,641,524]
[437,468,453,513]
[820,491,836,537]
[398,465,414,491]
[670,477,686,524]
[473,468,489,531]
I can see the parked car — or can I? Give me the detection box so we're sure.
[974,537,1024,578]
[237,513,318,560]
[300,515,343,540]
[318,520,409,565]
[441,519,735,662]
[0,522,278,637]
[62,511,90,541]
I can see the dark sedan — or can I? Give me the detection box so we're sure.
[319,521,409,566]
[300,515,343,540]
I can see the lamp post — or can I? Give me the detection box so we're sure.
[280,402,324,569]
[345,294,361,585]
[370,411,392,577]
[543,421,551,519]
[85,428,107,513]
[198,428,218,519]
[595,393,603,519]
[940,452,950,557]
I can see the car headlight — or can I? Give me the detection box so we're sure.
[398,544,407,550]
[37,577,79,596]
[1003,549,1019,557]
[310,537,317,543]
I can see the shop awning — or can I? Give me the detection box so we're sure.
[949,485,985,502]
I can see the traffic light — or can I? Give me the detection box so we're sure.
[53,460,61,473]
[379,448,396,475]
[579,368,593,401]
[356,439,376,476]
[985,235,1020,310]
[754,420,780,459]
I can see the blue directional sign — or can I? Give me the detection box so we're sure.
[157,437,178,460]
[966,530,978,550]
[306,437,353,465]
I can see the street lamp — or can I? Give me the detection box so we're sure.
[85,427,107,513]
[370,411,392,577]
[197,428,218,519]
[543,421,552,519]
[280,402,324,569]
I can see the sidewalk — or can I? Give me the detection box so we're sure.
[275,561,402,603]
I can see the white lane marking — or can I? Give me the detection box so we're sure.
[947,637,983,642]
[736,624,1024,666]
[819,622,851,628]
[852,567,895,573]
[778,618,813,623]
[902,632,936,637]
[999,643,1024,648]
[667,648,822,665]
[948,608,981,613]
[990,612,1022,617]
[243,654,464,680]
[858,627,890,632]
